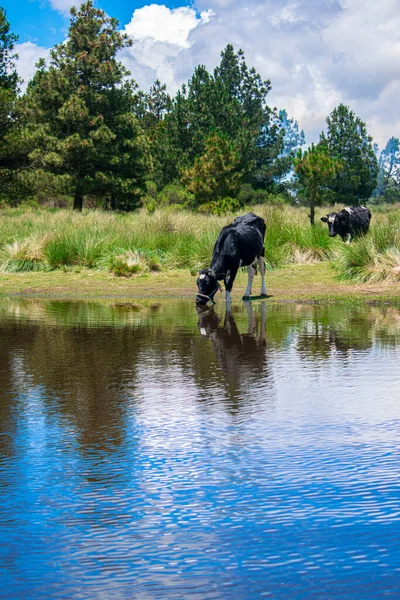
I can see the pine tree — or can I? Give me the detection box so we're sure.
[181,131,242,206]
[294,143,342,226]
[0,7,19,168]
[22,1,149,210]
[321,104,378,204]
[137,79,179,189]
[163,45,276,189]
[375,137,400,202]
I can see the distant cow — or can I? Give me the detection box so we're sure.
[196,212,267,305]
[321,206,372,242]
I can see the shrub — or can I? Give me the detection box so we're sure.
[0,237,47,272]
[157,183,194,208]
[108,249,162,277]
[237,184,270,206]
[143,196,157,214]
[145,181,158,198]
[197,197,241,215]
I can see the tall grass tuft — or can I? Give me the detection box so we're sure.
[1,237,48,272]
[333,219,400,282]
[106,249,162,276]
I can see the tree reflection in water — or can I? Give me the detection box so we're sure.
[1,298,400,462]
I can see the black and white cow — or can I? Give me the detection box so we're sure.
[321,206,372,243]
[196,212,267,305]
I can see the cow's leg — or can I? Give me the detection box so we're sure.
[346,233,352,245]
[260,301,267,342]
[225,291,231,312]
[244,300,256,334]
[243,264,256,299]
[225,267,238,307]
[224,271,231,309]
[259,256,267,297]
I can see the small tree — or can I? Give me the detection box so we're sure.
[181,131,242,206]
[294,143,342,226]
[22,1,149,211]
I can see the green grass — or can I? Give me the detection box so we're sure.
[0,204,399,283]
[332,213,400,282]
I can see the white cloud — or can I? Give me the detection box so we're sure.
[120,0,399,147]
[124,4,213,48]
[15,1,400,148]
[121,4,214,91]
[15,42,50,89]
[48,0,78,13]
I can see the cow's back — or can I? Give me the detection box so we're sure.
[349,206,372,233]
[233,213,265,264]
[234,212,266,237]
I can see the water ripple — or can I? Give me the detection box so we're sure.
[0,300,400,598]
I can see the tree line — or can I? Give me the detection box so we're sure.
[0,2,398,219]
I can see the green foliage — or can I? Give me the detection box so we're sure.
[0,7,18,90]
[145,180,158,198]
[197,197,241,215]
[157,183,194,208]
[108,249,161,276]
[321,104,378,204]
[374,137,400,203]
[156,45,282,192]
[181,131,242,205]
[294,143,342,225]
[0,5,395,212]
[0,7,30,200]
[237,183,271,206]
[21,1,149,211]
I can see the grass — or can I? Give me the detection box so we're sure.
[332,211,400,282]
[0,204,399,291]
[0,205,336,274]
[0,263,399,304]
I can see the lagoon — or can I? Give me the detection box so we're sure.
[0,298,399,598]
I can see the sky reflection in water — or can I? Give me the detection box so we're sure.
[0,298,399,599]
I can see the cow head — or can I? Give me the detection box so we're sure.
[196,269,221,305]
[321,212,344,237]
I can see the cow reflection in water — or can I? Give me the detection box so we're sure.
[197,302,269,403]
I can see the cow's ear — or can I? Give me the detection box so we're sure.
[321,217,328,223]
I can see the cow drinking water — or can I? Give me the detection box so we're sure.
[196,212,267,305]
[321,206,372,243]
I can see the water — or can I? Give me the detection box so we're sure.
[0,298,399,599]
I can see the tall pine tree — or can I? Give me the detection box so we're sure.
[22,1,149,210]
[0,7,19,171]
[321,104,378,205]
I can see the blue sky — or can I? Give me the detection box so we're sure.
[3,1,189,47]
[3,0,399,147]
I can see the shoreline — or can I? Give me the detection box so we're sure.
[1,263,400,305]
